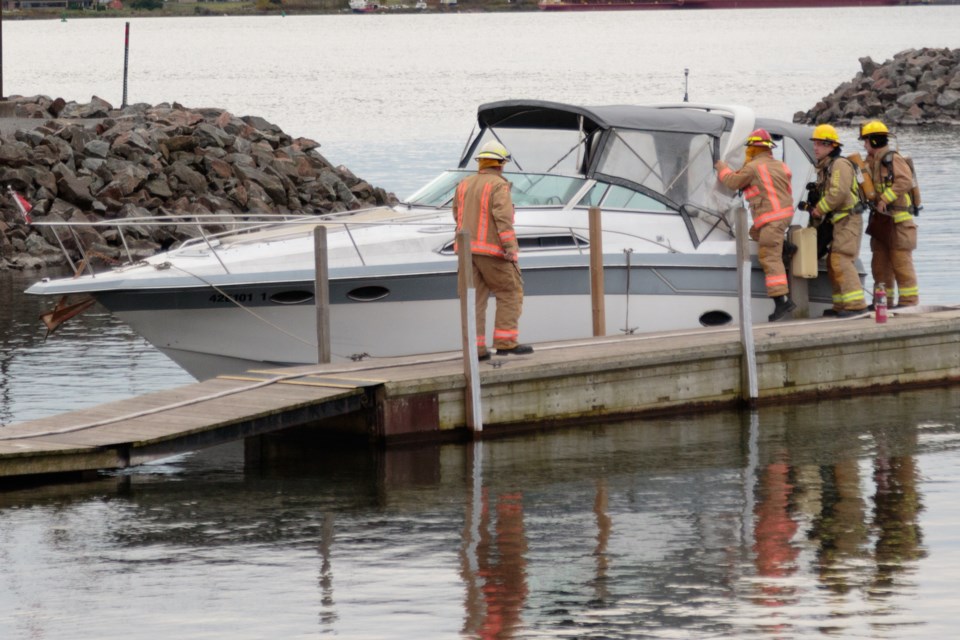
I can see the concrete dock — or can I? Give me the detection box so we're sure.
[2,307,959,481]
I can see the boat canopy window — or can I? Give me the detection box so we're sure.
[480,129,587,175]
[467,128,594,175]
[509,173,587,206]
[596,129,716,210]
[469,121,722,221]
[426,101,820,247]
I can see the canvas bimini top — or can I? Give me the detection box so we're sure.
[459,99,816,221]
[475,100,731,137]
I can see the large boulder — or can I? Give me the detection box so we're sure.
[0,96,399,270]
[795,48,960,126]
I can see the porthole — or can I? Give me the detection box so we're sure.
[269,290,314,305]
[699,310,733,327]
[347,285,391,302]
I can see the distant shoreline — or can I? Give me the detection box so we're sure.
[2,1,532,21]
[5,0,955,21]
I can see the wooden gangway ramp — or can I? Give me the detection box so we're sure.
[0,369,381,479]
[3,306,960,482]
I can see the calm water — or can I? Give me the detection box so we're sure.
[3,7,960,639]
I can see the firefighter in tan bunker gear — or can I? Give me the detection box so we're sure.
[809,124,868,318]
[715,128,796,322]
[452,141,532,360]
[860,120,919,307]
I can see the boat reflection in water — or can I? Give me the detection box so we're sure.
[0,388,946,637]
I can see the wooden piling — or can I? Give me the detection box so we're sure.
[735,207,758,405]
[589,206,606,337]
[457,230,483,433]
[314,226,330,364]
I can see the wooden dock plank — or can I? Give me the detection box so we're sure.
[0,440,95,455]
[4,386,362,450]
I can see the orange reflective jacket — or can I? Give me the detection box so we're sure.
[452,170,517,259]
[718,153,794,228]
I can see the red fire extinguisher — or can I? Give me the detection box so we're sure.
[875,283,888,324]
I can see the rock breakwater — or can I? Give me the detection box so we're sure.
[0,95,399,271]
[794,47,960,127]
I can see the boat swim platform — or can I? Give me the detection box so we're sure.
[3,305,960,481]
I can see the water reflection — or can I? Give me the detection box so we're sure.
[870,440,925,599]
[445,395,940,638]
[1,389,959,639]
[461,444,529,639]
[752,453,799,611]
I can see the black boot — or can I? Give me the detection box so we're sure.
[768,295,796,322]
[496,344,534,356]
[782,239,798,265]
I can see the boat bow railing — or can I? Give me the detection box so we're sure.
[24,206,716,281]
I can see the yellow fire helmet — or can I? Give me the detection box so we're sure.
[859,120,890,140]
[474,141,512,163]
[811,124,841,146]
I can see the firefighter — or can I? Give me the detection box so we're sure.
[452,140,532,359]
[860,120,919,307]
[809,124,868,317]
[716,128,796,322]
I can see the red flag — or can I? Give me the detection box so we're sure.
[10,188,33,224]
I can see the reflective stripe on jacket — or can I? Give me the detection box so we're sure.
[718,153,794,228]
[452,170,518,259]
[867,147,914,223]
[815,156,860,223]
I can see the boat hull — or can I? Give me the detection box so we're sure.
[90,258,835,380]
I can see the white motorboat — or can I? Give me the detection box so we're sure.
[26,100,833,380]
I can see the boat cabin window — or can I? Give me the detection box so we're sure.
[517,234,588,250]
[438,232,587,255]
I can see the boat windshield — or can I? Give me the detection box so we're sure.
[405,170,675,213]
[405,171,589,208]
